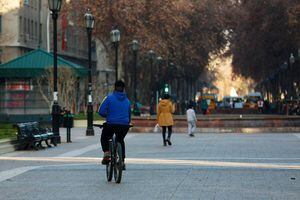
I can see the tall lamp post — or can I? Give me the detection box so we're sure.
[169,62,175,96]
[156,56,163,112]
[132,40,140,116]
[156,56,163,89]
[85,9,95,136]
[280,61,288,100]
[289,53,295,99]
[110,29,120,81]
[48,0,62,144]
[148,49,155,115]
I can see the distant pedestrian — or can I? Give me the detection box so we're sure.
[201,99,208,115]
[157,94,175,146]
[258,99,264,113]
[186,104,197,137]
[60,107,67,127]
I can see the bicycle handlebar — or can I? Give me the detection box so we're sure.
[93,124,104,128]
[93,124,133,128]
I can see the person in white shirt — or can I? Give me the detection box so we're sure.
[186,104,197,137]
[257,99,264,113]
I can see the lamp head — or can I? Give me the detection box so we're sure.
[110,29,121,43]
[48,0,62,12]
[289,53,295,65]
[132,40,139,51]
[85,9,95,29]
[148,50,155,59]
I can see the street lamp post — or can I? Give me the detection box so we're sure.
[132,40,140,116]
[156,56,163,112]
[85,9,95,136]
[289,53,295,99]
[156,56,163,89]
[280,61,288,100]
[169,62,175,96]
[110,29,120,81]
[48,0,62,144]
[148,50,155,115]
[297,49,300,99]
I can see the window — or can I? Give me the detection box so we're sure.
[30,0,33,8]
[19,16,22,35]
[27,19,30,34]
[34,0,37,9]
[35,22,37,39]
[24,0,29,6]
[24,17,27,34]
[39,23,42,43]
[31,20,33,38]
[0,15,2,33]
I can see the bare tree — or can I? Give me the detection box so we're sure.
[36,68,79,112]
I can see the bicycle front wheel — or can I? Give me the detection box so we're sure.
[114,142,123,183]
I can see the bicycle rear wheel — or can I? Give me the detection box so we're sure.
[114,142,123,183]
[106,141,113,182]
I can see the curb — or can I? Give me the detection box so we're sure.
[130,127,300,133]
[0,139,16,155]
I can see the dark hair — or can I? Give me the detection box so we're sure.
[188,104,193,109]
[163,93,170,99]
[114,80,125,92]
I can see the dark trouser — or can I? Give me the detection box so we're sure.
[101,124,129,160]
[162,126,172,141]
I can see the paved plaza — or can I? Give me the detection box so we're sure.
[0,128,299,200]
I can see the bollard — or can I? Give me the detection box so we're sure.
[66,127,72,143]
[63,110,74,143]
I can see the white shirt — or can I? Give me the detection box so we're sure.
[187,108,197,122]
[258,100,264,108]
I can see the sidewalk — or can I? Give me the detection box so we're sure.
[1,132,300,199]
[1,115,300,155]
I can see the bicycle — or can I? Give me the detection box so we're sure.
[94,123,132,184]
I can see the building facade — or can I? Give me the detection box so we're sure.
[0,0,100,112]
[0,0,46,63]
[0,0,121,115]
[0,0,94,64]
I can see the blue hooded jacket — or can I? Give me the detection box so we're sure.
[98,91,131,125]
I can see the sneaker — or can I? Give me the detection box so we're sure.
[101,151,110,165]
[163,140,167,146]
[189,134,195,137]
[166,139,172,145]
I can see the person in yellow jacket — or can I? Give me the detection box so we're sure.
[157,94,175,146]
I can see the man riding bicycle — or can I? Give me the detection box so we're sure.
[98,80,131,170]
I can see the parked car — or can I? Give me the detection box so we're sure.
[218,96,244,109]
[244,92,262,109]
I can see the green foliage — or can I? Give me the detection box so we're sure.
[73,112,104,120]
[0,124,17,140]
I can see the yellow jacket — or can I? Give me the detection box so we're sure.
[157,99,175,126]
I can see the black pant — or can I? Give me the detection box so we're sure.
[101,124,129,160]
[162,126,172,141]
